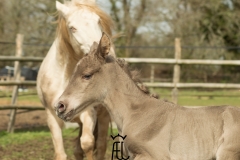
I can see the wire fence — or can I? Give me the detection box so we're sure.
[1,41,240,49]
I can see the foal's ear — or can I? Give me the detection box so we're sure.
[98,32,111,59]
[56,1,69,17]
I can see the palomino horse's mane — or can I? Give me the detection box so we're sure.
[56,0,114,60]
[115,58,159,99]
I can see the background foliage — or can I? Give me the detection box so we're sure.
[0,0,239,83]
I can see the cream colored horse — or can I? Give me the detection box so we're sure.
[36,1,114,160]
[56,33,240,160]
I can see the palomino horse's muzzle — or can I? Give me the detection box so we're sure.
[55,102,75,121]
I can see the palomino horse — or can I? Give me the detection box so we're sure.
[36,0,114,159]
[56,33,240,160]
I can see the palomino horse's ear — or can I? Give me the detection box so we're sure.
[88,0,96,2]
[89,42,99,54]
[98,32,111,58]
[74,0,96,3]
[56,1,69,17]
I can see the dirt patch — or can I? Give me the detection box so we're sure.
[0,98,113,159]
[0,110,47,131]
[0,95,47,131]
[0,129,114,160]
[0,135,76,160]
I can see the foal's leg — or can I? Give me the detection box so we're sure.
[216,115,240,160]
[216,150,240,160]
[80,108,96,160]
[216,141,240,160]
[46,108,67,160]
[94,106,110,160]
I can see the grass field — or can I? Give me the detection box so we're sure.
[0,127,118,160]
[0,88,42,105]
[1,88,240,106]
[154,88,240,107]
[0,88,240,159]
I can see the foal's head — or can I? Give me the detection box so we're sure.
[55,32,157,121]
[55,32,113,121]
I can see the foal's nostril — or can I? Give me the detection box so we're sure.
[57,102,66,113]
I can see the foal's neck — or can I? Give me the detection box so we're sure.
[103,65,159,132]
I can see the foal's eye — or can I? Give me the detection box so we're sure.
[82,74,92,80]
[69,26,77,33]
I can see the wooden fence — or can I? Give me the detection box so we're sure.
[1,34,240,132]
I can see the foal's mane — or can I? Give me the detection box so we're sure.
[115,58,159,99]
[56,0,114,59]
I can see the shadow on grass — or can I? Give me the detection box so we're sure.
[14,125,49,133]
[0,125,49,135]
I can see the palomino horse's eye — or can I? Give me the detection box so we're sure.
[82,74,92,80]
[69,26,77,33]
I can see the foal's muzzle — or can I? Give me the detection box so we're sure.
[55,102,66,113]
[55,102,75,121]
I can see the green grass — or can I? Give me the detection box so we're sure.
[0,130,48,147]
[0,127,79,160]
[1,88,240,107]
[0,127,78,148]
[0,89,41,104]
[0,127,120,160]
[1,88,240,159]
[153,88,240,107]
[17,95,41,102]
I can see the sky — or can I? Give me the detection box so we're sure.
[96,0,171,36]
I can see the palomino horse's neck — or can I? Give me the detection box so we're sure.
[55,38,84,81]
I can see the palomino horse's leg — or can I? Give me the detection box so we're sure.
[46,108,67,160]
[94,106,110,160]
[74,123,84,160]
[80,108,97,160]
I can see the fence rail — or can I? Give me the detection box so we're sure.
[144,82,240,88]
[0,81,36,85]
[0,105,44,110]
[124,58,240,65]
[2,56,240,65]
[1,81,240,88]
[0,56,43,62]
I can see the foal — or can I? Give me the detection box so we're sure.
[56,33,240,160]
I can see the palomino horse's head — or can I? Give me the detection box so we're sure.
[56,0,113,56]
[55,32,112,121]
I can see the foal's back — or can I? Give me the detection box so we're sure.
[168,105,240,160]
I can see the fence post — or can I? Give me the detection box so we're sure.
[7,34,24,133]
[150,65,155,83]
[149,65,155,92]
[172,38,181,104]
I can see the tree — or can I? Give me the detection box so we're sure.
[109,0,147,57]
[0,0,57,68]
[164,0,240,82]
[199,0,240,54]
